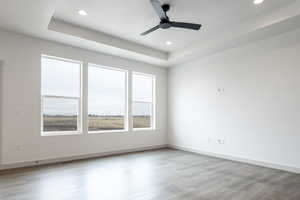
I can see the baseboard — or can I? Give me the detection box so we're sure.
[168,144,300,174]
[0,144,168,171]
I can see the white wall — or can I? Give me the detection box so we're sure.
[1,25,300,172]
[0,60,3,165]
[168,28,300,171]
[0,29,168,165]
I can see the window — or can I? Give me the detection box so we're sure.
[132,72,155,130]
[41,56,81,135]
[88,64,127,132]
[41,55,157,135]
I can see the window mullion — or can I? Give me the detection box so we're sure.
[82,61,88,134]
[152,76,156,130]
[78,61,83,133]
[128,70,133,132]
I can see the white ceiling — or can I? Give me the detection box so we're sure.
[53,0,296,52]
[0,0,300,67]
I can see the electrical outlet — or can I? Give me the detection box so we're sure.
[217,139,225,144]
[217,88,225,93]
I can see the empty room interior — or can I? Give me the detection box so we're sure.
[1,0,300,199]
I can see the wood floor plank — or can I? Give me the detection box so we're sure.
[0,149,299,200]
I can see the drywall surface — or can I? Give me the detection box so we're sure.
[168,28,300,170]
[0,29,167,165]
[0,60,3,164]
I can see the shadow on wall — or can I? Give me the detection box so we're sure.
[0,60,3,165]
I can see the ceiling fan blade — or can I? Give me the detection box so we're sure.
[150,0,167,20]
[140,25,160,36]
[171,22,202,30]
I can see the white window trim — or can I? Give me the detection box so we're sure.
[87,63,129,134]
[40,56,157,136]
[41,55,83,136]
[132,72,156,131]
[88,130,128,135]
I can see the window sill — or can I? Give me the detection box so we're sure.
[41,131,82,137]
[133,128,156,132]
[41,129,156,136]
[88,130,128,134]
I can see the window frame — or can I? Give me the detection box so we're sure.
[87,63,128,134]
[132,72,156,131]
[41,55,83,136]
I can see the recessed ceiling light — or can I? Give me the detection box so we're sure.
[253,0,264,5]
[78,10,88,16]
[166,41,172,45]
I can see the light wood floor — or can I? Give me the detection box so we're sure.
[0,149,300,200]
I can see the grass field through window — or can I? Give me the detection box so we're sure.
[43,115,151,132]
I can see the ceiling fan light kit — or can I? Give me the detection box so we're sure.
[141,0,202,36]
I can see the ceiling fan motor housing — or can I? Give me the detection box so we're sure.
[160,4,171,29]
[162,4,170,12]
[160,20,171,29]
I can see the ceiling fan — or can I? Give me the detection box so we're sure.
[141,0,202,36]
